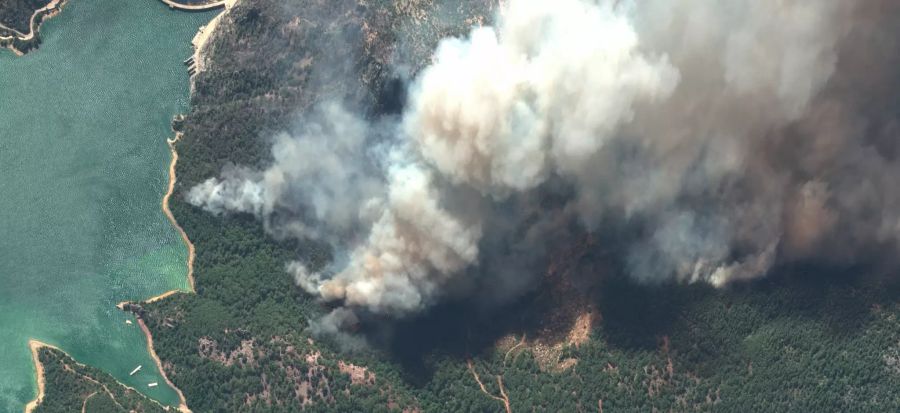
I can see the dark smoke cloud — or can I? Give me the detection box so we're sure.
[188,0,900,322]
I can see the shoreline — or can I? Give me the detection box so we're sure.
[23,340,56,413]
[24,133,197,412]
[163,133,196,292]
[108,0,235,405]
[111,132,197,413]
[188,0,234,81]
[23,340,176,413]
[137,318,191,413]
[118,0,237,394]
[23,3,231,411]
[24,118,200,413]
[0,0,67,55]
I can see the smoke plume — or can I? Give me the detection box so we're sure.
[188,0,900,321]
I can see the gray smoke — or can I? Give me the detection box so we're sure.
[188,0,900,321]
[188,103,384,243]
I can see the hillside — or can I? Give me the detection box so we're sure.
[39,0,900,411]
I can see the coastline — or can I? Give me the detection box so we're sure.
[109,0,236,403]
[0,0,67,56]
[137,318,191,413]
[110,132,197,413]
[22,3,232,411]
[119,1,238,405]
[163,133,196,292]
[188,0,234,79]
[23,340,55,413]
[23,340,175,413]
[23,134,197,413]
[116,133,197,310]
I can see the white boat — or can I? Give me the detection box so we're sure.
[125,320,133,325]
[148,382,158,387]
[129,365,142,376]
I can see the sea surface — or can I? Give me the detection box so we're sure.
[0,1,212,411]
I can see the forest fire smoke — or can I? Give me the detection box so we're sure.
[188,0,900,322]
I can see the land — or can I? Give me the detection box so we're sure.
[29,0,900,412]
[162,134,197,292]
[24,341,168,413]
[0,0,66,55]
[0,0,224,56]
[0,0,51,33]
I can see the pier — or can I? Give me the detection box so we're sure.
[183,55,197,76]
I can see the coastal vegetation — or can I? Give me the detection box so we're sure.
[0,0,65,55]
[31,346,167,413]
[0,0,50,33]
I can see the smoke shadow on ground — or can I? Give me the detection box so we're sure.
[359,236,900,387]
[362,295,536,386]
[594,275,703,351]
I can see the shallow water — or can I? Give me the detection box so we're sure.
[0,1,212,411]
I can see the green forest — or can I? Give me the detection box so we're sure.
[32,347,167,413]
[33,0,900,411]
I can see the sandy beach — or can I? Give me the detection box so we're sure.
[137,318,191,413]
[23,340,56,413]
[108,132,197,412]
[163,134,196,291]
[111,1,239,400]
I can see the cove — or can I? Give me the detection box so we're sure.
[0,0,213,411]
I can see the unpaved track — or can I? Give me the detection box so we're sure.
[0,0,64,41]
[467,359,512,413]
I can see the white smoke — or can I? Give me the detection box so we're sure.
[188,0,900,320]
[404,0,679,194]
[292,161,482,315]
[188,103,384,242]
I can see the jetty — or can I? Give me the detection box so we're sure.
[184,55,197,76]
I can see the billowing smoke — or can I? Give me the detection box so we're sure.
[188,0,900,322]
[187,103,384,242]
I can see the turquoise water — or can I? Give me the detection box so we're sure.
[0,1,213,411]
